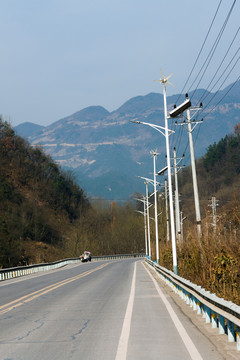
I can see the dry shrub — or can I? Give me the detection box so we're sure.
[159,222,240,305]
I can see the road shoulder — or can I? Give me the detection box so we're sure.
[143,261,239,360]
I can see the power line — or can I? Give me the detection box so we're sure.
[198,26,240,104]
[175,0,223,104]
[190,0,237,99]
[170,1,238,170]
[189,73,240,157]
[194,51,240,121]
[203,74,240,119]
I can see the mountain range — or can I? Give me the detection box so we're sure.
[14,81,240,200]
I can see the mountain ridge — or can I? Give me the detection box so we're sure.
[14,81,240,199]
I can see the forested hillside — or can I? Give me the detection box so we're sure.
[178,125,240,222]
[0,119,144,268]
[0,119,89,267]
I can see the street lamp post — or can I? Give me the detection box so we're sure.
[152,150,160,264]
[132,116,177,272]
[162,78,178,275]
[137,175,161,262]
[135,196,148,257]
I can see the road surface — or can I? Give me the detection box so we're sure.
[0,259,226,359]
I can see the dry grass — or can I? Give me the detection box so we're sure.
[158,222,240,305]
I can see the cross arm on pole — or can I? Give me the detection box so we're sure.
[135,210,145,216]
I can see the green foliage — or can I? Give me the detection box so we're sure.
[178,132,240,222]
[203,134,240,176]
[203,137,227,171]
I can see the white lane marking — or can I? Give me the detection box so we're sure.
[143,263,203,360]
[115,262,136,360]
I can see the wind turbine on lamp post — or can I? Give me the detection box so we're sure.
[131,71,178,274]
[155,71,177,274]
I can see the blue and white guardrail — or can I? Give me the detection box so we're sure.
[145,258,240,352]
[0,253,145,281]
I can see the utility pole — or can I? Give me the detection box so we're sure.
[173,147,184,241]
[172,95,203,237]
[186,107,202,237]
[180,211,187,241]
[145,181,151,259]
[208,195,219,232]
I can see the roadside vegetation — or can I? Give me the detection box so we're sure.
[147,125,240,305]
[0,118,144,268]
[0,118,239,305]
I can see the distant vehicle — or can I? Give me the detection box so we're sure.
[80,251,92,262]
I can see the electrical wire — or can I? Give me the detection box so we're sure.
[190,0,237,99]
[175,0,223,104]
[173,1,239,166]
[191,71,240,156]
[202,74,240,119]
[195,51,240,120]
[198,26,240,104]
[174,125,184,155]
[200,46,240,105]
[170,1,238,171]
[172,1,228,163]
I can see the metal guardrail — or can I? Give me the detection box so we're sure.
[145,258,240,352]
[0,253,145,281]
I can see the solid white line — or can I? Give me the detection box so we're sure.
[115,262,136,360]
[143,263,203,360]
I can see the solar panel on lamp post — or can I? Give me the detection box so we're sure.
[131,112,177,273]
[154,71,178,274]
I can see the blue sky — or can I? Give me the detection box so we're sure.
[0,0,239,126]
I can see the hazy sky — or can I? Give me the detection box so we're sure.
[0,0,239,126]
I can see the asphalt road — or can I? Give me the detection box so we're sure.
[0,259,225,360]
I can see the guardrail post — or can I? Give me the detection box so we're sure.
[179,288,183,299]
[211,312,217,329]
[218,315,225,335]
[227,320,235,342]
[197,301,201,315]
[193,296,198,311]
[205,306,211,323]
[236,327,240,351]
